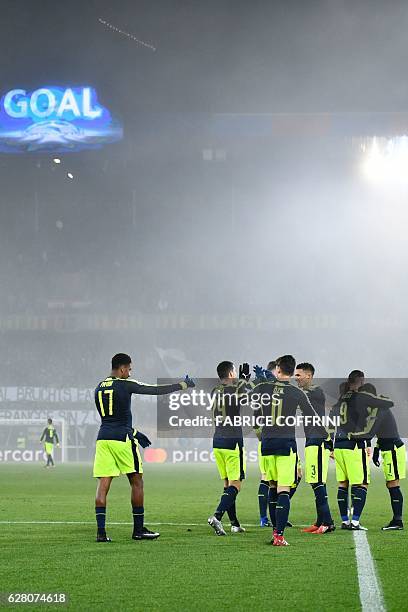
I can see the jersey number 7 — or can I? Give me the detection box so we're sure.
[98,389,114,416]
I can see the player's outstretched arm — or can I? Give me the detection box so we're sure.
[248,382,265,435]
[359,390,394,410]
[298,389,328,441]
[126,375,195,396]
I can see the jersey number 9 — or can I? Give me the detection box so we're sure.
[339,402,347,425]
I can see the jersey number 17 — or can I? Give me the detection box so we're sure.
[98,390,114,416]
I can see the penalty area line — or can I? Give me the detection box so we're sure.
[353,531,385,612]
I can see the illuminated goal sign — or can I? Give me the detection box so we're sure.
[0,86,123,153]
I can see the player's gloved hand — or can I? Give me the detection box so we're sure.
[239,363,251,380]
[264,369,274,380]
[184,375,195,388]
[373,447,380,467]
[253,365,265,379]
[135,431,152,448]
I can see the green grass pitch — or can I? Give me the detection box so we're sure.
[0,463,406,611]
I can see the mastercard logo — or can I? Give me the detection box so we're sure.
[144,448,167,463]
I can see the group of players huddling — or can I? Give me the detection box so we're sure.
[93,353,406,546]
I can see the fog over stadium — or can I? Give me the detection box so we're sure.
[0,0,407,387]
[2,1,408,606]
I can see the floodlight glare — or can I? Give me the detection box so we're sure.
[362,136,408,185]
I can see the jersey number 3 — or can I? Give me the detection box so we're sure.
[98,389,114,416]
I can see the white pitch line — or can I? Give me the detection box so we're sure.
[353,531,386,612]
[0,520,199,526]
[0,520,308,528]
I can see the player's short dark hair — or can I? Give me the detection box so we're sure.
[266,360,276,371]
[348,370,364,383]
[360,383,377,395]
[296,362,315,376]
[276,355,296,376]
[112,353,132,369]
[47,418,52,424]
[217,361,234,379]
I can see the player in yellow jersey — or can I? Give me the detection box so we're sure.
[93,353,194,542]
[40,419,60,468]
